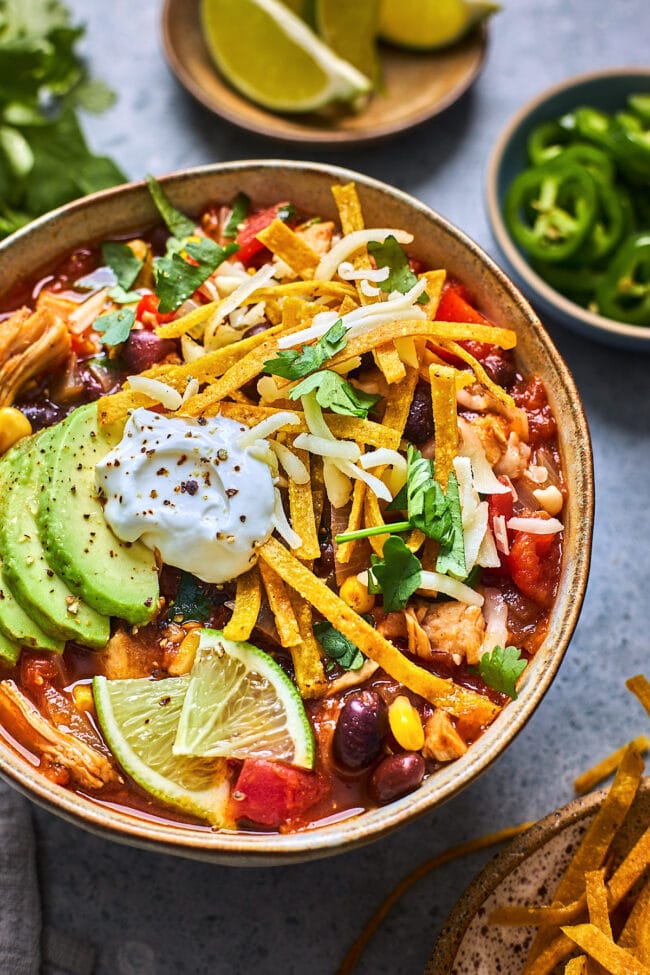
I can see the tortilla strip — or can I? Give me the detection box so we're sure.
[287,443,320,561]
[259,537,500,722]
[256,219,320,279]
[336,479,366,565]
[619,877,650,958]
[287,590,328,699]
[258,560,301,647]
[218,402,401,449]
[522,745,644,972]
[332,182,365,236]
[586,870,612,940]
[627,675,650,718]
[155,300,219,339]
[564,958,588,974]
[381,365,419,436]
[375,343,407,384]
[429,362,458,488]
[421,270,447,318]
[223,567,261,641]
[440,339,516,410]
[561,924,650,975]
[574,736,650,795]
[490,898,586,928]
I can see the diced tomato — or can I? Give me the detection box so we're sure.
[512,375,557,445]
[436,283,489,326]
[231,759,329,828]
[508,532,561,609]
[135,293,175,328]
[488,483,514,523]
[235,202,292,263]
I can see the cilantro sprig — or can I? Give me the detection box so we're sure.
[93,307,136,346]
[263,319,349,381]
[290,370,380,419]
[167,571,211,623]
[367,235,428,305]
[0,2,124,240]
[145,174,195,239]
[153,237,239,313]
[314,620,366,671]
[474,645,527,700]
[101,241,143,292]
[223,191,250,238]
[367,536,422,613]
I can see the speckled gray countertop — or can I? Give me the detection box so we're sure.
[31,1,650,973]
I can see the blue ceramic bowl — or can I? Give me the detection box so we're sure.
[486,68,650,351]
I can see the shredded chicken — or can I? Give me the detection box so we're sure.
[422,709,468,762]
[324,659,379,696]
[0,307,71,407]
[420,602,486,664]
[469,412,511,466]
[404,606,431,658]
[100,628,162,680]
[0,680,120,790]
[495,431,531,480]
[298,221,335,255]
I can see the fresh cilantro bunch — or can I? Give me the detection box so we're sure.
[0,0,124,238]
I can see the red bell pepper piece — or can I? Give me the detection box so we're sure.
[231,759,329,828]
[435,283,496,362]
[236,202,293,263]
[135,293,176,328]
[508,531,560,608]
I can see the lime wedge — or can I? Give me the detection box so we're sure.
[93,674,231,825]
[314,0,381,89]
[378,0,499,50]
[173,629,314,769]
[200,0,371,113]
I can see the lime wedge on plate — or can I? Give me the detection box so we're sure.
[173,629,314,769]
[200,0,372,113]
[378,0,499,50]
[93,673,231,825]
[314,0,381,88]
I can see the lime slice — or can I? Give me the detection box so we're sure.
[378,0,499,50]
[93,674,231,825]
[200,0,371,113]
[314,0,381,88]
[173,629,314,769]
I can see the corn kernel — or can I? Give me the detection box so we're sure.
[72,684,94,713]
[389,695,425,751]
[0,407,32,455]
[167,629,201,676]
[339,575,375,614]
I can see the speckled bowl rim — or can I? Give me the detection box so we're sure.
[486,67,650,347]
[0,160,593,864]
[426,778,650,973]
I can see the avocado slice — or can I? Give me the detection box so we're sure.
[0,567,65,652]
[0,628,21,666]
[0,429,110,649]
[37,403,159,624]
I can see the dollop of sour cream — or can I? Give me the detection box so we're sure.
[95,409,276,585]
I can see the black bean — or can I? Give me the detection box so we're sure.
[369,752,425,804]
[403,382,434,444]
[242,323,269,339]
[333,691,387,770]
[123,330,176,372]
[482,351,516,389]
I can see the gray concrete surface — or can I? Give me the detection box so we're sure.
[32,1,650,972]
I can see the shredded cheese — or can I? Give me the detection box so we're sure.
[507,516,563,534]
[293,433,361,462]
[237,411,300,447]
[127,375,182,411]
[315,229,413,281]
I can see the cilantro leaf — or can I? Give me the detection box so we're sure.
[167,571,211,623]
[367,235,428,304]
[145,174,195,239]
[263,319,349,380]
[476,645,527,700]
[368,536,422,613]
[314,620,366,671]
[101,241,143,291]
[434,471,466,579]
[290,370,380,418]
[93,307,135,346]
[107,284,141,304]
[223,191,250,238]
[69,77,116,114]
[153,237,239,313]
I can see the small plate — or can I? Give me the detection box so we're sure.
[426,778,650,974]
[161,0,488,147]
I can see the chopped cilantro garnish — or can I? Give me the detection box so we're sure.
[290,370,380,418]
[93,307,135,346]
[277,203,296,223]
[434,471,466,579]
[314,619,367,671]
[367,536,422,613]
[101,241,143,291]
[153,238,239,314]
[223,191,250,238]
[263,319,349,380]
[475,645,527,700]
[167,572,211,623]
[367,235,428,304]
[145,174,195,239]
[107,284,141,305]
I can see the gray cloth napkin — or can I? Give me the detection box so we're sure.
[0,779,95,975]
